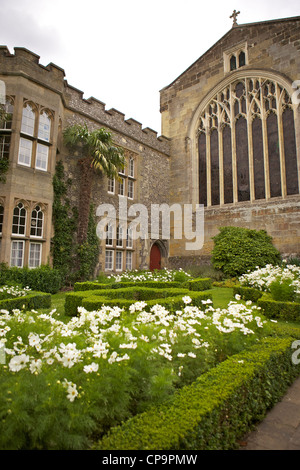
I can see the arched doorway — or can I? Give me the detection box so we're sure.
[150,243,161,271]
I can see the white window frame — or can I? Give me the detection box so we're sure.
[118,177,125,196]
[116,224,123,248]
[35,143,49,171]
[129,157,134,177]
[29,242,42,268]
[126,251,132,271]
[12,202,26,236]
[128,179,134,199]
[10,240,25,268]
[116,251,123,271]
[18,137,32,167]
[105,249,114,271]
[126,226,133,249]
[38,111,51,142]
[108,177,115,194]
[21,104,35,136]
[30,205,44,238]
[106,222,113,247]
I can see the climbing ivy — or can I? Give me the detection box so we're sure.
[51,161,78,283]
[51,160,100,284]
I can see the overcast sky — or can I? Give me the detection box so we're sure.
[0,0,299,133]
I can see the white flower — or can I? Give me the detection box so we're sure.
[29,358,42,374]
[9,353,30,372]
[182,296,192,305]
[188,352,196,358]
[235,294,241,300]
[83,362,99,373]
[66,383,78,402]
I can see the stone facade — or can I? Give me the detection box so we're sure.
[0,15,299,274]
[0,46,170,273]
[160,15,300,264]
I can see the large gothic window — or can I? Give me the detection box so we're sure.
[197,77,299,206]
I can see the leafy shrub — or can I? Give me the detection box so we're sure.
[233,286,263,303]
[269,279,296,302]
[211,226,281,277]
[0,265,62,294]
[188,277,212,291]
[258,294,300,322]
[0,291,51,312]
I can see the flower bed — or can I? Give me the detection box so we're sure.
[0,296,269,450]
[238,264,300,321]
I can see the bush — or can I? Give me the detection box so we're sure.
[0,291,51,312]
[96,337,300,450]
[65,287,213,316]
[269,279,296,302]
[211,226,281,277]
[258,294,300,322]
[0,265,63,294]
[188,277,212,291]
[233,286,263,303]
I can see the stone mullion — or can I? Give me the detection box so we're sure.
[260,80,270,200]
[246,79,255,201]
[217,99,224,206]
[276,85,287,198]
[206,127,211,207]
[230,83,238,203]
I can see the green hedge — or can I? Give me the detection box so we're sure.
[95,336,300,450]
[0,291,51,313]
[258,294,300,322]
[73,280,183,291]
[188,277,212,291]
[233,285,263,302]
[65,287,213,317]
[0,264,63,294]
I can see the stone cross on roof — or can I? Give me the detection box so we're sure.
[230,10,240,27]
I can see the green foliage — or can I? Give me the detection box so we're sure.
[188,277,212,291]
[0,264,62,294]
[233,285,263,303]
[77,204,99,281]
[269,279,296,302]
[96,337,300,450]
[64,286,213,317]
[51,161,78,282]
[211,226,281,277]
[0,291,51,312]
[258,293,300,322]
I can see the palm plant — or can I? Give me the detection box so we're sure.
[63,123,125,246]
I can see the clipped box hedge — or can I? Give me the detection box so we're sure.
[95,336,300,451]
[0,291,51,313]
[258,293,300,322]
[187,277,212,291]
[233,285,263,302]
[65,287,213,317]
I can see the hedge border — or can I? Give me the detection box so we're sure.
[65,287,213,317]
[187,277,212,291]
[0,291,51,313]
[95,336,300,450]
[233,285,263,302]
[258,293,300,322]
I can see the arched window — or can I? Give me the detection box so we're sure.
[21,103,36,136]
[0,97,14,130]
[12,202,26,235]
[30,205,44,237]
[197,77,299,206]
[230,55,237,71]
[38,110,51,142]
[105,222,113,246]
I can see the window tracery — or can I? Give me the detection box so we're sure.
[197,77,299,206]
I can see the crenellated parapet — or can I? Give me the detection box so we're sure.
[63,82,170,155]
[0,46,65,93]
[0,46,170,155]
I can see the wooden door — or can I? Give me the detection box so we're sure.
[150,243,161,271]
